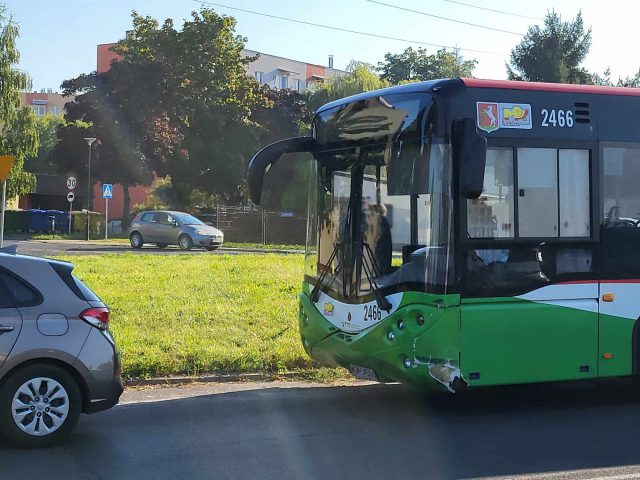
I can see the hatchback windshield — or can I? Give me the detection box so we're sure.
[174,214,204,226]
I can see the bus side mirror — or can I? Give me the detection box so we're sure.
[247,136,318,205]
[453,118,487,199]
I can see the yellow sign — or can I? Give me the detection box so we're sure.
[0,156,15,182]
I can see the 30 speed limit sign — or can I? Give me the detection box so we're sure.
[66,176,77,190]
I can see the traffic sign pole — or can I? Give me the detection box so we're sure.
[66,177,77,237]
[0,180,6,248]
[0,156,16,249]
[105,197,108,240]
[101,184,113,240]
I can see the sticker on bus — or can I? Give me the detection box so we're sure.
[477,102,532,132]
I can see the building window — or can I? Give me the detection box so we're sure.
[294,79,304,92]
[255,71,263,83]
[51,105,60,116]
[279,76,288,89]
[31,105,46,116]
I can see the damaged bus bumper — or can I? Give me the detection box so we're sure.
[298,286,465,393]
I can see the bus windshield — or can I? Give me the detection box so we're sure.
[305,136,454,301]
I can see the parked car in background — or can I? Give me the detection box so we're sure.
[0,248,122,448]
[129,211,224,251]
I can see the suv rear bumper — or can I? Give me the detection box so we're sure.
[75,329,124,413]
[85,377,123,413]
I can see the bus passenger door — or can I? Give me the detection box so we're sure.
[460,147,598,386]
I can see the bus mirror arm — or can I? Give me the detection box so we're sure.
[453,118,487,199]
[247,136,319,205]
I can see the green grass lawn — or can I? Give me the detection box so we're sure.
[53,253,343,381]
[30,234,304,250]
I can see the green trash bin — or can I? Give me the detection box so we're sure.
[4,210,19,232]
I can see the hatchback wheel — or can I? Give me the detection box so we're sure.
[178,235,193,251]
[0,364,81,448]
[130,231,144,249]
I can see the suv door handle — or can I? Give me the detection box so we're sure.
[0,325,15,334]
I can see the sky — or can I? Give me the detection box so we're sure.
[6,0,640,92]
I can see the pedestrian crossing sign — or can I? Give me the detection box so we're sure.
[102,183,113,199]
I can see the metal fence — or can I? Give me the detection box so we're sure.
[196,205,307,245]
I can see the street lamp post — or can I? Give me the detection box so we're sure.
[83,138,96,241]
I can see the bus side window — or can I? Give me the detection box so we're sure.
[602,145,640,277]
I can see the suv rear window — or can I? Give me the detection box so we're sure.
[49,261,101,302]
[73,275,100,302]
[0,270,42,308]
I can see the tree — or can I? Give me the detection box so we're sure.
[112,9,268,207]
[378,47,477,85]
[51,62,158,225]
[507,11,592,84]
[590,67,640,87]
[0,5,38,198]
[307,62,390,113]
[251,85,310,212]
[24,114,63,174]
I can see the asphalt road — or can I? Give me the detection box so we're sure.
[3,381,640,480]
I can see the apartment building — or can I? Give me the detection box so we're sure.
[21,90,73,117]
[97,43,344,92]
[243,50,344,92]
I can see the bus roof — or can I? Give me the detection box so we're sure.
[315,78,640,116]
[462,78,640,97]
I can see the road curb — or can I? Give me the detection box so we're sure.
[218,247,303,254]
[124,372,302,386]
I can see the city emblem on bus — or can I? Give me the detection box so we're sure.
[347,312,352,322]
[476,102,499,133]
[323,303,335,316]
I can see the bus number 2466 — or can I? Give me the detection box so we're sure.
[541,109,574,128]
[363,304,382,322]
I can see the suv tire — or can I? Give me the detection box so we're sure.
[0,363,82,448]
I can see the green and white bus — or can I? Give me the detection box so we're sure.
[248,78,640,392]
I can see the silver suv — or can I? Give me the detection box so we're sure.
[129,211,224,251]
[0,249,122,447]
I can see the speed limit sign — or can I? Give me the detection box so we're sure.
[66,176,77,190]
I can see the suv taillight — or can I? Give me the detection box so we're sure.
[80,307,110,330]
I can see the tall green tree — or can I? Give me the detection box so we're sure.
[0,5,37,197]
[24,114,63,174]
[507,11,592,83]
[307,62,390,113]
[51,61,159,225]
[590,67,640,87]
[113,9,268,206]
[251,85,310,212]
[378,47,477,85]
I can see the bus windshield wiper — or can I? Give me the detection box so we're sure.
[358,242,392,312]
[310,240,341,303]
